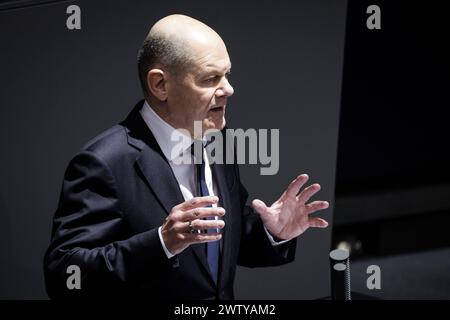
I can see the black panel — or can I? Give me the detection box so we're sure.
[337,0,450,195]
[334,1,450,260]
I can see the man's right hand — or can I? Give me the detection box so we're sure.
[161,196,226,256]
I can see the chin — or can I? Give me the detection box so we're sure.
[218,118,226,130]
[204,117,226,132]
[215,117,226,130]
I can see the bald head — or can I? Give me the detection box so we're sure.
[150,14,224,47]
[137,14,226,98]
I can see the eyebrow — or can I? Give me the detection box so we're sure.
[199,69,231,80]
[203,62,232,73]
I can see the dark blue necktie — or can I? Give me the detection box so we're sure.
[193,140,220,284]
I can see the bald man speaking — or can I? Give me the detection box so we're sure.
[44,15,329,300]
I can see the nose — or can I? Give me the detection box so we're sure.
[216,77,234,98]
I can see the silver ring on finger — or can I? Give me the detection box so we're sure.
[188,221,198,234]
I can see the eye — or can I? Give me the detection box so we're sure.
[204,75,219,83]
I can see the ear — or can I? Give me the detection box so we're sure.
[147,69,168,101]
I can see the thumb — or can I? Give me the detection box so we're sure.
[252,199,270,217]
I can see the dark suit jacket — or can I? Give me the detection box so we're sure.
[44,100,296,299]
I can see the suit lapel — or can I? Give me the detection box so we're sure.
[135,147,185,214]
[124,101,185,215]
[123,100,216,286]
[136,146,217,287]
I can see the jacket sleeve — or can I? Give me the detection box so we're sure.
[44,151,175,298]
[235,166,297,268]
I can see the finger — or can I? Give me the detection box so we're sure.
[186,232,223,244]
[182,196,220,210]
[193,219,225,230]
[286,174,309,198]
[172,220,189,233]
[174,196,219,212]
[305,201,329,215]
[297,183,321,204]
[171,197,219,220]
[308,217,329,228]
[251,199,270,217]
[185,219,225,233]
[182,207,226,221]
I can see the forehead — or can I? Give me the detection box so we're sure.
[199,58,232,74]
[189,46,232,75]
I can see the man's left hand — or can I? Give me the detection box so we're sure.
[251,174,329,241]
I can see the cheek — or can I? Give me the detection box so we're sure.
[181,84,217,116]
[200,90,217,109]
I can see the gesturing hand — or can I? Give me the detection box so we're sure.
[161,196,226,255]
[251,174,329,241]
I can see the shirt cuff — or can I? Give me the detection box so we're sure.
[263,225,291,246]
[158,226,175,259]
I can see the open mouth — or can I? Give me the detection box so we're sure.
[209,106,225,112]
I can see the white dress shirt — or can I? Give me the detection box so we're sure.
[139,101,287,259]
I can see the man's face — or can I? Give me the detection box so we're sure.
[166,41,234,138]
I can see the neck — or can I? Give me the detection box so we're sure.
[145,98,197,139]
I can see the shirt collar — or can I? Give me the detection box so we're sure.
[139,100,194,162]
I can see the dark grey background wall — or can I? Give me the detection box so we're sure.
[0,0,346,299]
